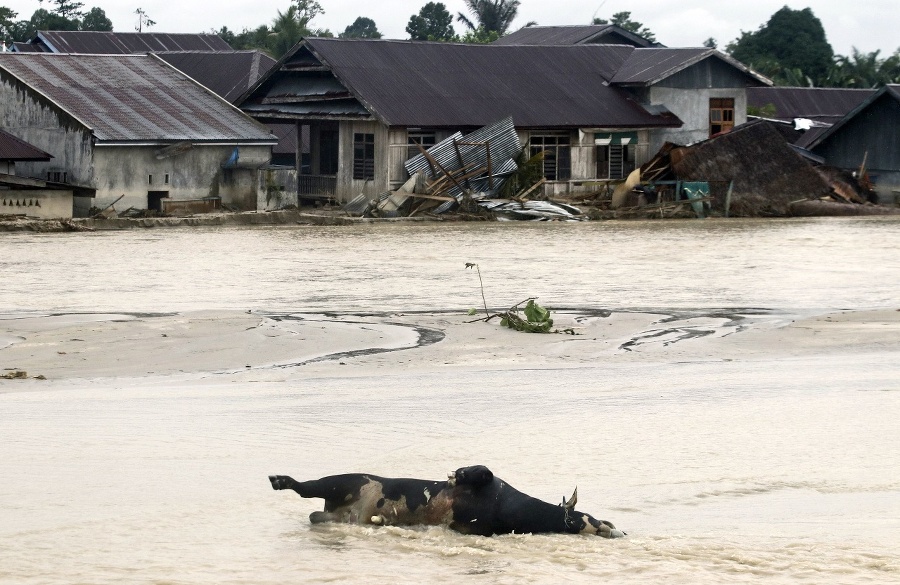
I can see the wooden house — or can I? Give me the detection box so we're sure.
[239,38,768,205]
[805,85,900,204]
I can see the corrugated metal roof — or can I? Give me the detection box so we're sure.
[9,42,44,53]
[0,129,52,160]
[804,84,900,150]
[155,51,276,103]
[746,87,876,123]
[0,53,274,143]
[36,31,232,54]
[287,39,681,128]
[610,48,711,84]
[493,25,655,48]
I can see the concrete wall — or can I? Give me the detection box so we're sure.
[1,72,94,185]
[91,144,271,211]
[0,189,74,219]
[648,86,748,154]
[257,167,299,210]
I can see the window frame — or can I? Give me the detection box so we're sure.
[529,133,571,181]
[352,132,376,181]
[709,98,735,136]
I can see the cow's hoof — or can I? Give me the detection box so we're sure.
[269,475,287,490]
[608,529,626,538]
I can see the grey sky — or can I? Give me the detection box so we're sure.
[7,0,898,56]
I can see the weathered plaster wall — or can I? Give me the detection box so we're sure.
[0,189,74,219]
[257,167,299,210]
[1,161,12,174]
[0,73,94,185]
[92,144,271,211]
[648,87,748,154]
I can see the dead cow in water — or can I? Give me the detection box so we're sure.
[268,465,624,538]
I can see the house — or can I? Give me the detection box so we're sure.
[0,128,91,219]
[746,86,876,149]
[0,53,276,214]
[492,24,657,48]
[239,38,768,205]
[804,85,900,204]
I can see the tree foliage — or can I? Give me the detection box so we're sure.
[406,2,455,41]
[592,11,656,43]
[48,0,85,20]
[828,48,900,88]
[340,16,382,39]
[727,7,833,86]
[81,7,112,31]
[1,6,17,42]
[456,0,519,36]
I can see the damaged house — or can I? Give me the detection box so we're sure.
[239,37,768,206]
[803,85,900,204]
[0,53,276,214]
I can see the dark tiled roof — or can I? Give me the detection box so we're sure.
[155,51,277,103]
[248,39,681,129]
[35,31,232,54]
[0,129,52,160]
[0,53,275,143]
[747,87,876,123]
[493,25,655,48]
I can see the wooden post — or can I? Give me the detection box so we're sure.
[724,180,734,218]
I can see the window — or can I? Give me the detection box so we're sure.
[148,174,153,185]
[530,134,571,181]
[407,131,436,160]
[597,145,636,180]
[710,98,735,136]
[353,133,375,180]
[164,173,170,185]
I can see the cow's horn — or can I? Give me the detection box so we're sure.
[564,487,577,510]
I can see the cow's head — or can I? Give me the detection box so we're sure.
[561,487,625,538]
[580,514,626,538]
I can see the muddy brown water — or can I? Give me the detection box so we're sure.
[1,217,899,583]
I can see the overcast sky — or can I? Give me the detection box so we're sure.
[7,0,899,56]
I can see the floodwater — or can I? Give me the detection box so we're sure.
[1,217,899,584]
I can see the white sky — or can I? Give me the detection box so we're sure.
[5,0,898,56]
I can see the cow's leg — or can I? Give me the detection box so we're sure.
[269,474,369,504]
[269,475,307,494]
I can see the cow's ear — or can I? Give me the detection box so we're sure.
[563,487,577,510]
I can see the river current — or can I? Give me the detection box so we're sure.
[1,217,898,584]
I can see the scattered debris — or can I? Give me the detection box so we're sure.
[344,117,584,221]
[1,370,29,379]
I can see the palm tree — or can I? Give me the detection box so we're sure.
[456,0,520,36]
[269,6,303,58]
